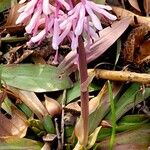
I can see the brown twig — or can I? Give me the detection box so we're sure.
[89,69,150,84]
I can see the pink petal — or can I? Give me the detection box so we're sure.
[68,2,81,15]
[60,4,80,29]
[43,0,51,15]
[84,20,99,40]
[71,35,78,50]
[57,0,70,10]
[58,22,72,45]
[74,4,85,36]
[25,8,41,33]
[31,29,46,43]
[52,18,61,50]
[24,0,38,12]
[16,12,29,24]
[85,3,102,30]
[89,2,117,20]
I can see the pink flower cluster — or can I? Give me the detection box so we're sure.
[16,0,116,62]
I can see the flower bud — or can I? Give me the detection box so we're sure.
[44,95,62,117]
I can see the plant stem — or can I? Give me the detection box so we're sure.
[77,36,89,146]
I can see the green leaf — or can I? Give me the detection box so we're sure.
[17,103,33,118]
[1,97,12,115]
[0,64,72,92]
[43,115,55,134]
[97,124,150,150]
[0,0,11,12]
[0,137,43,150]
[66,82,99,103]
[106,83,150,121]
[108,81,116,150]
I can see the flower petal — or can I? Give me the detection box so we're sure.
[57,0,70,10]
[52,18,61,50]
[25,7,41,33]
[43,0,51,15]
[85,3,102,30]
[75,4,85,36]
[89,2,117,20]
[31,29,46,43]
[58,22,72,45]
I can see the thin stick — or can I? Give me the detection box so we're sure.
[54,118,62,150]
[89,69,150,84]
[61,90,66,148]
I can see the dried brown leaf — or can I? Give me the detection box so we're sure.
[144,0,150,16]
[112,6,150,26]
[122,24,150,65]
[0,106,28,137]
[7,87,48,119]
[128,0,141,12]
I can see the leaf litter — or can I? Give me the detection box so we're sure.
[0,0,149,150]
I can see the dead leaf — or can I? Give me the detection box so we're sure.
[0,106,28,137]
[128,0,141,12]
[7,87,48,119]
[144,0,150,16]
[112,6,150,26]
[122,24,150,65]
[65,102,81,113]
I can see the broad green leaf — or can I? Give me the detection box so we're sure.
[0,0,11,12]
[0,64,72,92]
[97,122,149,142]
[118,114,150,126]
[106,83,150,121]
[66,82,99,103]
[0,137,43,150]
[97,124,150,150]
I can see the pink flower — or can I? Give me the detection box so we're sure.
[16,0,116,62]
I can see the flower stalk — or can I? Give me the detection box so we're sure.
[77,36,89,145]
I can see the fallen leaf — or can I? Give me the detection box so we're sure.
[112,6,150,26]
[7,87,48,119]
[0,106,28,137]
[128,0,141,12]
